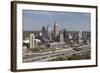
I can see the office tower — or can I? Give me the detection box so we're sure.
[47,25,52,41]
[54,22,60,38]
[69,33,73,39]
[63,29,67,38]
[79,30,82,43]
[41,26,48,42]
[60,31,64,43]
[79,31,82,38]
[30,33,35,49]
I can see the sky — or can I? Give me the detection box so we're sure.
[22,10,91,31]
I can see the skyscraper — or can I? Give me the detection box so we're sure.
[47,25,52,41]
[30,33,35,49]
[60,30,64,43]
[79,30,83,43]
[41,26,48,43]
[79,31,82,38]
[54,22,60,38]
[69,33,73,39]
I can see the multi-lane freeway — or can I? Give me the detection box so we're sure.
[23,45,91,62]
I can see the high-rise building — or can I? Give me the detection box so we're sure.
[69,33,73,39]
[79,31,82,38]
[47,25,52,41]
[79,30,83,43]
[60,31,64,43]
[42,26,47,38]
[54,22,60,38]
[41,26,48,43]
[30,33,35,49]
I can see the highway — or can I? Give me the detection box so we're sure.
[23,45,91,62]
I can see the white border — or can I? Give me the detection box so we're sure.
[17,3,96,69]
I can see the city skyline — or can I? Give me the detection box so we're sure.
[22,10,91,31]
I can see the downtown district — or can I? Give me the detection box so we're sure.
[22,22,91,62]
